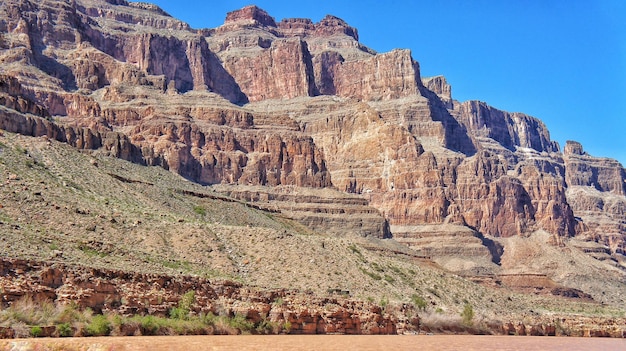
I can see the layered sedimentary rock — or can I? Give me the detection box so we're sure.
[0,0,625,274]
[564,140,626,195]
[212,184,391,238]
[453,100,559,153]
[0,258,401,335]
[563,141,626,257]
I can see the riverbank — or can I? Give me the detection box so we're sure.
[3,335,626,351]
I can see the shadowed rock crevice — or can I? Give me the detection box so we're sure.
[476,232,504,265]
[418,84,476,156]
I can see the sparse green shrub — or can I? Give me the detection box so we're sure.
[348,244,361,256]
[411,294,427,311]
[169,307,186,320]
[359,267,382,281]
[57,322,73,337]
[137,315,160,335]
[30,326,43,337]
[228,314,254,333]
[282,320,292,333]
[389,265,402,274]
[461,303,474,326]
[55,303,84,324]
[201,312,217,326]
[380,296,389,310]
[383,275,395,284]
[14,145,27,154]
[193,205,206,216]
[86,314,111,336]
[256,318,279,334]
[370,262,384,272]
[170,290,196,320]
[0,296,57,326]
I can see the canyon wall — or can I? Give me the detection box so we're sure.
[0,0,624,264]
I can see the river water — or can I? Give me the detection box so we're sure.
[4,335,625,351]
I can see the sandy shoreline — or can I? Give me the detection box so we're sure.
[3,335,625,351]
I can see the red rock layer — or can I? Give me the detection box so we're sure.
[0,0,624,252]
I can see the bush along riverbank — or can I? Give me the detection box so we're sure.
[0,294,291,338]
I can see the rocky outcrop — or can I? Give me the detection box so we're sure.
[563,141,626,256]
[225,5,277,28]
[422,75,452,108]
[0,258,402,335]
[209,5,413,102]
[212,184,391,238]
[453,100,559,153]
[218,38,316,102]
[278,15,359,41]
[125,118,331,187]
[563,140,626,195]
[0,75,145,162]
[0,75,50,118]
[330,49,421,100]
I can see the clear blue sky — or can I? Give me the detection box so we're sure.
[149,0,626,165]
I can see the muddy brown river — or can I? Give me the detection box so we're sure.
[3,335,625,350]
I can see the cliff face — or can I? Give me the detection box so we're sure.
[0,0,624,275]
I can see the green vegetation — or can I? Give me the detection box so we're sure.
[283,320,292,333]
[254,318,276,334]
[228,314,254,332]
[461,303,474,326]
[56,322,73,337]
[30,326,43,337]
[411,294,428,311]
[0,296,293,337]
[170,291,195,320]
[86,314,111,336]
[193,205,207,216]
[77,244,108,258]
[359,267,382,281]
[370,262,384,272]
[348,244,362,256]
[379,296,389,310]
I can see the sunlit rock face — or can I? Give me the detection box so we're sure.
[0,0,624,257]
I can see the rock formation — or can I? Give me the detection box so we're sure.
[0,258,400,335]
[0,0,625,308]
